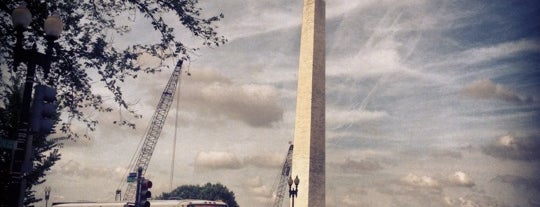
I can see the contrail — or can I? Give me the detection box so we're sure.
[341,75,385,131]
[361,7,401,51]
[359,75,385,110]
[333,6,421,131]
[338,7,404,130]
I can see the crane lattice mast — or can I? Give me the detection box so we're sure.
[271,144,294,207]
[122,60,184,201]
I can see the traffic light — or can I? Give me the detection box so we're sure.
[139,178,152,207]
[30,85,57,134]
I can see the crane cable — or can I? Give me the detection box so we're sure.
[169,61,184,192]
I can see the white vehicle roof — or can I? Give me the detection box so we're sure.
[52,200,227,207]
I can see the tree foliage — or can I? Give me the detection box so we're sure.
[0,81,61,206]
[158,183,240,207]
[0,0,226,206]
[0,0,227,139]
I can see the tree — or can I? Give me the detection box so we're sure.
[1,0,227,139]
[159,183,240,207]
[0,81,61,206]
[0,0,226,206]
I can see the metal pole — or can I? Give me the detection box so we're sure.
[44,186,51,207]
[289,185,297,207]
[10,28,38,207]
[18,59,36,207]
[135,167,143,207]
[116,189,122,201]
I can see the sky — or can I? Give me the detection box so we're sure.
[34,0,540,207]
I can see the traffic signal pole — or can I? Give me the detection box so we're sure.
[135,167,143,207]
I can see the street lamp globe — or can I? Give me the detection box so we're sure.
[44,186,51,207]
[288,176,293,186]
[45,186,51,194]
[44,13,63,39]
[11,3,32,29]
[294,175,300,186]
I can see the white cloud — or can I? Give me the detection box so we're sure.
[423,39,540,71]
[52,159,125,179]
[456,39,540,66]
[181,69,284,127]
[243,153,284,169]
[447,171,475,187]
[330,38,407,78]
[193,151,286,172]
[335,194,366,206]
[337,158,384,173]
[483,134,540,161]
[461,78,530,104]
[194,151,242,172]
[443,194,509,207]
[243,176,271,196]
[402,173,440,189]
[326,187,373,207]
[242,176,273,205]
[199,0,302,40]
[400,171,475,190]
[498,134,516,147]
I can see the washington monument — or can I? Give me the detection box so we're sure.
[291,0,325,206]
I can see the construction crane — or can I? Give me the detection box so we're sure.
[269,144,294,207]
[116,60,184,202]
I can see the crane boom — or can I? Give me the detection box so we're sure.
[271,144,294,207]
[123,60,184,201]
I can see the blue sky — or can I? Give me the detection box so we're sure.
[38,0,540,206]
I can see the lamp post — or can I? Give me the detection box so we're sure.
[44,186,51,207]
[288,175,299,207]
[9,3,63,207]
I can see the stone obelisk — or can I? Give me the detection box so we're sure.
[291,0,325,206]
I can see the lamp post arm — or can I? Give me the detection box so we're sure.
[13,29,25,71]
[19,47,38,125]
[42,37,57,78]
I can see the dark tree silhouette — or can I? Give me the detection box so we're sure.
[0,81,61,206]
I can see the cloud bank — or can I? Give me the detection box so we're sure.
[483,134,540,162]
[181,69,284,127]
[461,79,532,104]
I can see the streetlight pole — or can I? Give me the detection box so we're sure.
[288,175,299,207]
[44,186,51,207]
[8,3,63,207]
